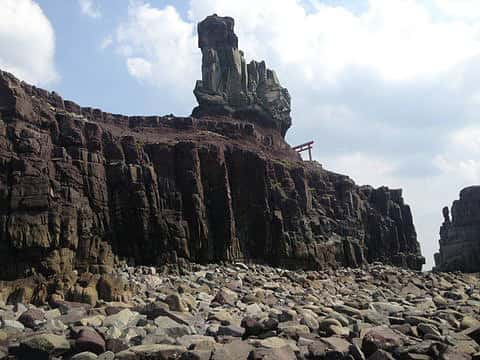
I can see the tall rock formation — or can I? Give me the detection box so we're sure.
[0,14,424,283]
[434,186,480,272]
[192,14,291,137]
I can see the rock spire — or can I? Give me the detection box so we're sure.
[192,14,292,137]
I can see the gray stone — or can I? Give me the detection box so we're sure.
[217,324,244,337]
[177,335,216,351]
[300,310,319,331]
[164,293,187,312]
[362,326,405,357]
[212,340,254,360]
[465,325,480,344]
[75,328,106,355]
[18,308,45,329]
[98,351,115,360]
[320,337,352,355]
[103,309,142,330]
[154,316,192,337]
[370,302,404,316]
[368,349,396,360]
[43,319,67,332]
[212,288,238,306]
[115,344,187,359]
[180,350,212,360]
[77,315,105,327]
[18,333,71,358]
[417,323,441,338]
[44,308,61,320]
[249,345,296,360]
[1,319,24,331]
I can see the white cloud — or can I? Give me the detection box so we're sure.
[79,0,101,19]
[434,126,480,183]
[126,57,152,79]
[113,2,199,111]
[321,152,396,187]
[100,35,113,50]
[186,0,480,83]
[433,0,480,20]
[0,0,57,85]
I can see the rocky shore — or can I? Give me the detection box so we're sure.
[0,263,479,359]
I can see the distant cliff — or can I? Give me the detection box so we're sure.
[434,186,480,272]
[0,15,424,281]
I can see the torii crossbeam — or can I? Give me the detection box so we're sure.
[292,141,314,161]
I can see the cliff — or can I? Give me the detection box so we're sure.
[0,70,423,281]
[0,15,424,283]
[434,186,480,272]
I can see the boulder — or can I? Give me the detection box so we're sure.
[103,309,142,330]
[154,316,192,337]
[75,328,106,355]
[362,326,405,357]
[18,308,45,329]
[164,293,187,312]
[16,333,70,359]
[212,340,254,360]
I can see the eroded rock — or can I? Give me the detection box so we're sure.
[192,14,291,137]
[435,186,480,272]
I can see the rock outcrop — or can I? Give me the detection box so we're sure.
[192,14,291,137]
[434,186,480,272]
[0,67,423,283]
[0,14,424,285]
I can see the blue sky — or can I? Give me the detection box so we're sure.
[36,1,184,115]
[3,0,480,269]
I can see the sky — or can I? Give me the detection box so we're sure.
[2,0,480,269]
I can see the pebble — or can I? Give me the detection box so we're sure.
[0,263,478,359]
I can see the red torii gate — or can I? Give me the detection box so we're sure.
[292,140,314,161]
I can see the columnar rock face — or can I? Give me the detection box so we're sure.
[192,14,292,137]
[0,67,423,281]
[434,186,480,272]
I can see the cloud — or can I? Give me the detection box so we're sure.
[0,0,57,85]
[126,57,152,79]
[188,0,480,83]
[434,126,480,184]
[113,2,199,112]
[433,0,480,20]
[100,35,113,50]
[110,0,480,268]
[79,0,101,19]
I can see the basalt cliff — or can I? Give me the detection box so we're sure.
[0,15,424,285]
[434,186,480,272]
